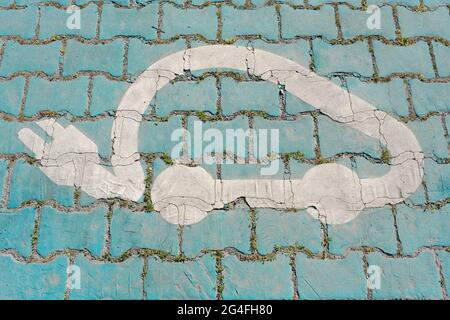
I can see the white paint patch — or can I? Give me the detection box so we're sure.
[18,45,423,225]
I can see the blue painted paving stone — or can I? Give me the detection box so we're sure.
[0,1,447,300]
[296,252,367,299]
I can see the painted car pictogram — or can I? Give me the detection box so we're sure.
[18,45,424,225]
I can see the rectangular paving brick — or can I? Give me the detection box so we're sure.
[89,77,130,116]
[423,158,450,202]
[256,208,322,255]
[25,77,90,116]
[0,7,38,39]
[409,80,450,116]
[244,38,311,70]
[280,6,338,39]
[63,40,124,77]
[318,114,382,159]
[126,39,186,76]
[285,90,316,114]
[221,78,280,116]
[186,115,250,163]
[110,208,179,257]
[253,116,315,158]
[182,208,251,256]
[353,156,391,179]
[396,204,449,255]
[407,116,448,159]
[0,120,30,154]
[0,42,61,76]
[373,41,435,77]
[296,252,367,299]
[70,256,144,300]
[222,254,293,299]
[0,77,25,115]
[8,160,74,208]
[345,77,410,116]
[328,207,398,255]
[139,116,183,154]
[437,251,450,296]
[37,206,106,257]
[398,6,450,39]
[100,3,158,40]
[145,255,217,299]
[433,42,450,76]
[40,5,98,39]
[154,77,217,116]
[162,4,218,40]
[222,6,279,40]
[405,184,428,207]
[312,40,373,76]
[368,252,443,299]
[0,255,68,300]
[220,161,285,179]
[339,6,396,39]
[0,208,35,257]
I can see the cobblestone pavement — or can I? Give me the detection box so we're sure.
[0,0,449,299]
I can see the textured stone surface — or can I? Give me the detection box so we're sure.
[368,252,443,299]
[339,6,396,39]
[396,204,449,255]
[145,256,216,300]
[69,256,143,300]
[223,6,278,40]
[183,208,251,256]
[438,251,450,295]
[328,207,397,255]
[410,80,450,116]
[100,4,158,40]
[0,208,35,257]
[0,42,61,76]
[0,1,448,300]
[63,40,124,77]
[0,77,25,115]
[0,255,68,300]
[25,77,90,116]
[0,7,38,39]
[40,5,98,39]
[110,208,179,257]
[397,7,450,39]
[373,42,435,77]
[281,6,338,39]
[313,40,373,76]
[296,252,367,299]
[37,206,106,257]
[222,254,293,299]
[256,208,322,255]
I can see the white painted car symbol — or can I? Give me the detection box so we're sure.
[18,45,424,225]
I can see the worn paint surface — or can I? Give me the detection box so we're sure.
[0,0,448,300]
